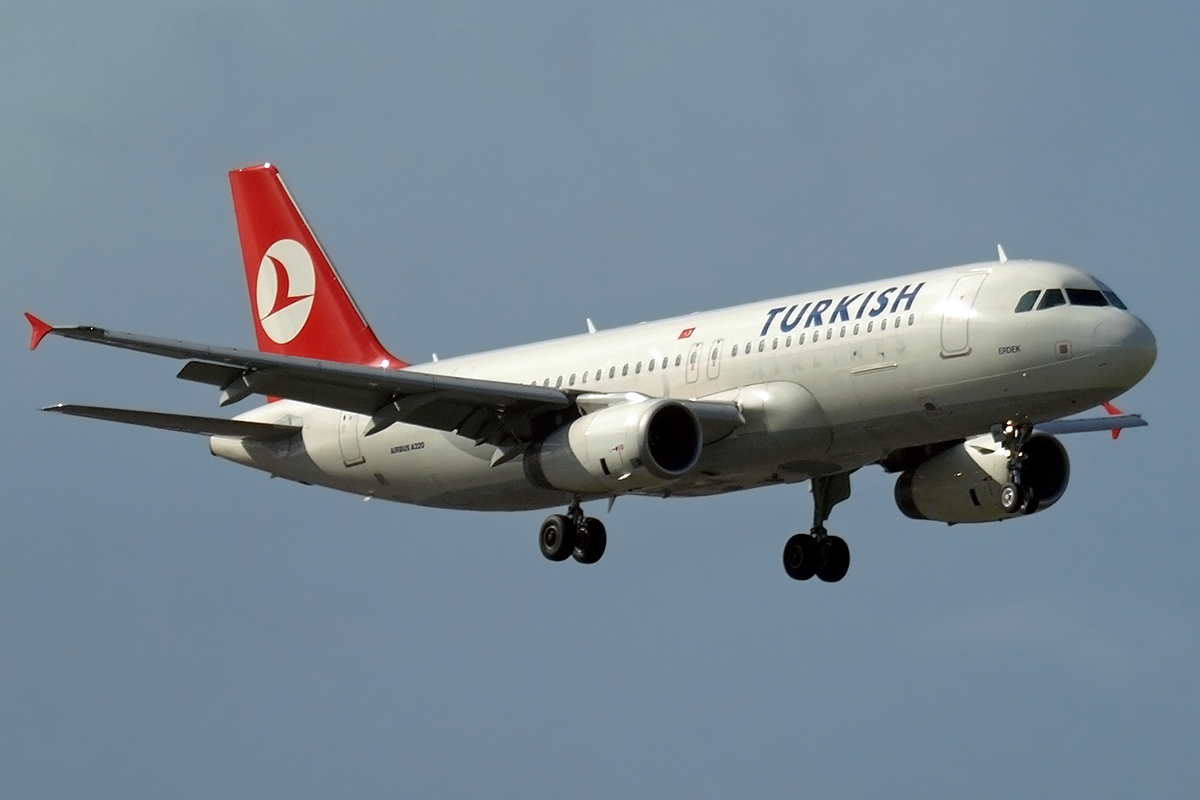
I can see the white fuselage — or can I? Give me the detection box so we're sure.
[211,260,1155,511]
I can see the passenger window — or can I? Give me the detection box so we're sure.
[786,335,792,347]
[648,359,655,371]
[813,330,819,342]
[799,332,806,344]
[675,355,682,367]
[867,321,873,333]
[839,326,846,338]
[635,361,642,374]
[1038,289,1066,310]
[622,364,629,376]
[772,338,779,350]
[894,316,901,329]
[908,314,915,326]
[853,324,859,335]
[691,352,699,365]
[732,344,739,356]
[581,371,587,384]
[881,319,887,330]
[596,370,602,382]
[745,341,751,354]
[662,357,668,369]
[826,328,833,340]
[556,376,563,388]
[569,374,576,386]
[758,340,765,352]
[609,366,616,379]
[1014,290,1040,313]
[543,379,550,386]
[1065,288,1108,307]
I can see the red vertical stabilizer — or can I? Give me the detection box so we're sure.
[229,164,407,368]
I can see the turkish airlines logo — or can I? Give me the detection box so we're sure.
[255,239,315,344]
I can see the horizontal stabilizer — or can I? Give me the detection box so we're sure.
[44,404,301,440]
[1034,414,1147,436]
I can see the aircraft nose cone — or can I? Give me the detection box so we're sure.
[1093,314,1157,386]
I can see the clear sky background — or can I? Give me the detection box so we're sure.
[3,2,1197,797]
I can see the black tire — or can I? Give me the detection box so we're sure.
[1019,490,1040,515]
[539,515,575,562]
[783,533,819,581]
[816,536,850,583]
[573,517,608,564]
[1000,482,1023,514]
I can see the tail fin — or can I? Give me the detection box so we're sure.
[228,164,407,368]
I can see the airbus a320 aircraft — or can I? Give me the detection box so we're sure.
[27,164,1157,583]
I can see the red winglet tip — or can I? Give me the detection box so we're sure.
[24,312,53,350]
[1112,430,1120,440]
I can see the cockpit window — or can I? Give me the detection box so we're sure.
[1065,288,1108,307]
[1102,291,1127,310]
[1037,289,1066,310]
[1095,280,1129,310]
[1014,290,1040,313]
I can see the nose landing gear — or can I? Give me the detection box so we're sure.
[538,498,607,565]
[783,472,852,583]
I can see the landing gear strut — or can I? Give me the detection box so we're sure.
[783,472,852,583]
[539,497,607,565]
[994,419,1040,515]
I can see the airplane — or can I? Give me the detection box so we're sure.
[26,164,1158,583]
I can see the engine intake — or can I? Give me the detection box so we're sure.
[895,433,1070,523]
[525,398,702,493]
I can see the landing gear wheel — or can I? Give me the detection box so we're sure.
[573,518,608,564]
[783,533,820,581]
[1000,482,1023,514]
[816,536,850,583]
[539,514,576,562]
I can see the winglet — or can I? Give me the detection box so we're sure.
[25,312,53,351]
[1103,402,1123,439]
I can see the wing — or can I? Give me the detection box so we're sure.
[28,315,744,447]
[1034,414,1147,436]
[30,316,574,445]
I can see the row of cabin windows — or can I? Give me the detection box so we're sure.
[1014,287,1127,313]
[536,354,680,388]
[533,311,919,387]
[733,313,916,357]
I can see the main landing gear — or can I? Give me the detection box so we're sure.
[783,472,852,583]
[995,420,1040,516]
[539,498,607,565]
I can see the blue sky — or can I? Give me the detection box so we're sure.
[3,3,1197,797]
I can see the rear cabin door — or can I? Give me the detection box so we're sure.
[940,273,988,357]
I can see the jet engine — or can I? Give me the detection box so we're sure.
[894,433,1070,523]
[525,398,702,493]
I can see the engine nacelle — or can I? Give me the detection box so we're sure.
[525,398,702,494]
[895,433,1070,523]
